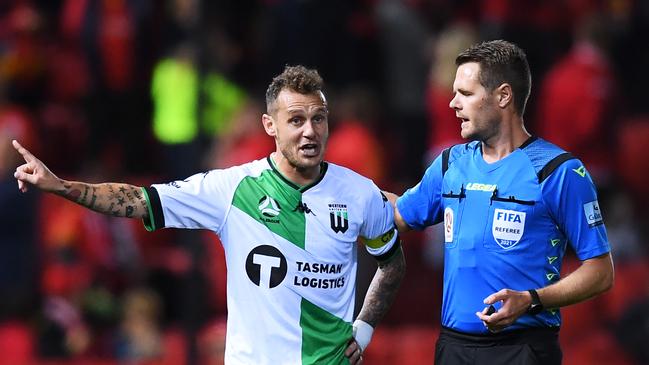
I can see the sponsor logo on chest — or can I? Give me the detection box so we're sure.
[492,208,526,249]
[244,245,347,290]
[465,182,497,192]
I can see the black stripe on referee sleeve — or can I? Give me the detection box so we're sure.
[375,235,402,263]
[144,186,165,230]
[537,153,575,183]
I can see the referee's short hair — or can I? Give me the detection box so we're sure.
[456,40,531,116]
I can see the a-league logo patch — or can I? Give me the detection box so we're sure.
[258,195,281,217]
[444,207,454,243]
[492,209,526,249]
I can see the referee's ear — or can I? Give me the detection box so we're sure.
[496,83,513,110]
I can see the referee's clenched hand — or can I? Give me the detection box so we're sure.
[476,289,533,332]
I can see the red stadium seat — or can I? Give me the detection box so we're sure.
[0,321,35,365]
[363,327,396,364]
[599,259,649,322]
[562,329,634,365]
[391,326,438,364]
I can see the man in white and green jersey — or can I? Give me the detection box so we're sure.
[12,65,406,365]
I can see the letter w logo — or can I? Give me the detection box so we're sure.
[330,211,349,234]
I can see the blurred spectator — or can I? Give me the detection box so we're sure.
[326,86,386,186]
[150,40,247,179]
[615,292,649,365]
[478,0,572,86]
[39,295,91,358]
[197,317,226,365]
[609,0,649,115]
[535,13,618,180]
[150,41,201,179]
[205,98,274,169]
[0,2,47,108]
[615,117,649,209]
[58,0,156,175]
[374,0,430,183]
[425,22,477,159]
[0,104,39,320]
[601,189,644,262]
[0,321,35,365]
[115,288,163,361]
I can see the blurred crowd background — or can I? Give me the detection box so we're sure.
[1,0,649,364]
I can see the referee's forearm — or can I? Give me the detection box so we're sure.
[537,252,614,309]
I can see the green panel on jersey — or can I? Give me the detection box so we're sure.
[300,298,352,365]
[232,170,307,248]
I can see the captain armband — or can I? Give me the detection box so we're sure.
[361,228,402,262]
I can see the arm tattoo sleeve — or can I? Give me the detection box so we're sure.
[56,180,149,220]
[356,248,406,327]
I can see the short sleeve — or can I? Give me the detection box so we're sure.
[396,153,444,230]
[542,159,611,260]
[360,185,399,261]
[143,169,242,232]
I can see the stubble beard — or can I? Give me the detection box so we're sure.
[278,143,323,172]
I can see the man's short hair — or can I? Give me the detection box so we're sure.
[456,40,531,116]
[265,65,324,114]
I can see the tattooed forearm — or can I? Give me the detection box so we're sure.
[357,247,406,327]
[56,181,149,219]
[89,187,97,209]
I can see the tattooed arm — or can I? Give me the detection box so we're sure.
[56,182,149,219]
[356,247,406,327]
[345,247,406,364]
[12,140,149,219]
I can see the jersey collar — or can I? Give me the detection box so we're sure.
[266,156,329,193]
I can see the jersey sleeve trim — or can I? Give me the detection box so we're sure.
[142,186,165,231]
[577,245,611,261]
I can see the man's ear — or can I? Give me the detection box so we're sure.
[262,114,276,136]
[496,83,513,109]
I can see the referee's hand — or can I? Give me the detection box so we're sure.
[476,289,532,332]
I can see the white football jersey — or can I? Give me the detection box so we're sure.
[142,157,399,365]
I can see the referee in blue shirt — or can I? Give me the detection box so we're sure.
[386,40,614,364]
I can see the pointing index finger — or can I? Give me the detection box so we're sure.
[12,140,35,162]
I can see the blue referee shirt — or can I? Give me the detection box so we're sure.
[397,137,611,334]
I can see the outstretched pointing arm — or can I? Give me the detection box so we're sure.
[12,140,149,219]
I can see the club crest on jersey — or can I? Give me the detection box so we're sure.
[492,208,526,249]
[329,203,349,234]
